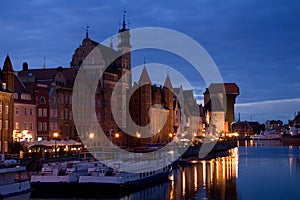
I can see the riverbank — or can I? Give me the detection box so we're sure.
[181,138,237,159]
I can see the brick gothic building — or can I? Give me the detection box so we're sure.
[128,67,177,146]
[71,17,131,146]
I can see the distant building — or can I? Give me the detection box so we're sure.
[204,83,239,133]
[265,120,283,132]
[292,112,300,128]
[232,121,264,136]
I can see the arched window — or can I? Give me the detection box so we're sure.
[40,97,46,104]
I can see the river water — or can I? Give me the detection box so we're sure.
[30,140,300,200]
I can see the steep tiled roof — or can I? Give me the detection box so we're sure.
[139,67,151,84]
[204,83,239,94]
[163,74,173,89]
[14,75,28,93]
[294,112,300,122]
[3,55,14,72]
[18,67,76,87]
[14,75,35,104]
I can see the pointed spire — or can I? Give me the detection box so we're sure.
[164,73,173,90]
[122,10,127,30]
[139,66,151,84]
[119,10,128,32]
[86,25,90,39]
[3,54,14,72]
[110,37,113,49]
[43,57,46,69]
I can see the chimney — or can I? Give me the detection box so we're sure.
[22,62,28,71]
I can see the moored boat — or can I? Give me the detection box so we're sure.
[0,160,31,200]
[251,130,281,140]
[78,160,172,197]
[30,160,88,197]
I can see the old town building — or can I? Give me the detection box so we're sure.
[0,55,14,153]
[18,66,76,140]
[13,75,36,141]
[204,83,239,133]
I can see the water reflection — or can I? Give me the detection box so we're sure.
[170,147,239,200]
[31,143,300,200]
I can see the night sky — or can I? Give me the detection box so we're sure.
[1,0,299,123]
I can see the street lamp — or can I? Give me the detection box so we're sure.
[53,132,59,157]
[169,133,173,142]
[89,133,94,147]
[136,131,141,146]
[115,133,120,146]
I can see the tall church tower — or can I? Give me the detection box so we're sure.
[2,55,14,92]
[117,11,132,130]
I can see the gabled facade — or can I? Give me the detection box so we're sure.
[13,75,36,141]
[128,67,178,146]
[18,66,76,140]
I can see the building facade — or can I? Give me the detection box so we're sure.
[204,83,239,133]
[13,75,36,141]
[0,55,15,153]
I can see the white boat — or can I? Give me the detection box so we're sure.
[30,161,88,196]
[251,130,282,140]
[0,162,31,200]
[78,160,172,197]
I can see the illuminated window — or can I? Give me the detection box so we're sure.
[5,105,9,115]
[5,120,9,130]
[15,122,19,130]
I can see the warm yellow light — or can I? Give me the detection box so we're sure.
[89,132,95,139]
[53,132,59,138]
[115,133,120,138]
[169,133,173,138]
[136,132,141,138]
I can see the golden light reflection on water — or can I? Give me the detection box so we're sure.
[171,147,239,200]
[182,170,186,196]
[194,166,198,190]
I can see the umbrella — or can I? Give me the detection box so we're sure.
[23,140,49,148]
[56,140,69,146]
[67,139,82,146]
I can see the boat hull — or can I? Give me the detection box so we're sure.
[77,170,171,197]
[0,181,31,200]
[31,170,171,198]
[30,182,78,197]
